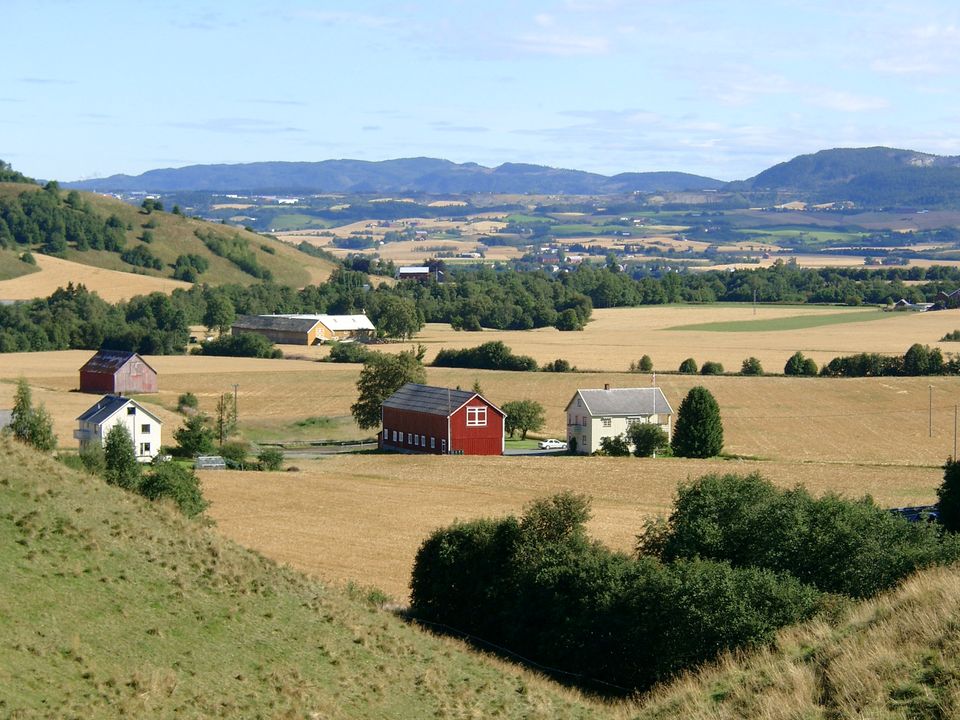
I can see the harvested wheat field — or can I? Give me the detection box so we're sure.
[0,253,191,302]
[404,304,960,372]
[201,453,941,601]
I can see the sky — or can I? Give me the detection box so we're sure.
[4,0,960,183]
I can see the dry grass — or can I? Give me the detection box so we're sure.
[201,454,942,602]
[0,253,190,302]
[634,564,960,719]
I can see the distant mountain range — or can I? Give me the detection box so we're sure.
[65,158,723,195]
[64,147,960,206]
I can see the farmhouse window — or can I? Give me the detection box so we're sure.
[627,416,644,426]
[141,424,150,433]
[430,437,435,449]
[393,430,398,442]
[421,434,426,446]
[127,407,136,415]
[601,417,612,428]
[413,435,418,446]
[140,443,150,454]
[466,407,487,426]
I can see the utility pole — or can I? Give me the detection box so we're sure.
[232,383,239,418]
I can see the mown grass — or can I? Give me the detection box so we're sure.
[0,249,39,281]
[0,438,609,718]
[667,310,893,333]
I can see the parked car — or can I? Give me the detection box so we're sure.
[538,438,567,450]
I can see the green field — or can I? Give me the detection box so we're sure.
[667,310,892,332]
[0,249,40,281]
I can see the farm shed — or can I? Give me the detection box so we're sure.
[231,314,375,345]
[566,385,673,455]
[396,266,435,282]
[79,349,158,395]
[380,383,505,455]
[75,395,162,462]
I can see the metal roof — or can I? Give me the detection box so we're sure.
[382,383,504,418]
[232,315,322,334]
[398,266,430,274]
[568,387,673,417]
[76,395,162,426]
[79,349,156,376]
[277,314,375,331]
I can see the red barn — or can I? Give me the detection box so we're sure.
[380,383,505,455]
[79,350,158,395]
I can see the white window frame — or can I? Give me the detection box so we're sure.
[466,406,487,427]
[421,434,426,446]
[430,436,435,449]
[601,417,612,428]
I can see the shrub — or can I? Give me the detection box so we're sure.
[219,441,250,469]
[671,386,723,458]
[938,458,960,532]
[941,330,960,342]
[103,424,141,490]
[433,341,537,371]
[326,341,373,363]
[630,355,654,372]
[120,244,163,270]
[199,333,282,359]
[640,472,960,598]
[598,434,631,456]
[79,442,106,475]
[173,414,215,457]
[542,358,574,372]
[628,423,668,457]
[258,447,284,471]
[700,360,724,375]
[20,251,35,265]
[740,357,763,375]
[784,351,818,376]
[140,462,208,517]
[177,392,199,414]
[678,357,698,374]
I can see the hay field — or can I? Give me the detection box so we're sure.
[201,454,942,600]
[0,253,191,302]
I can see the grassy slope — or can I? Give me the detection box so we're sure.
[0,183,337,288]
[0,249,39,281]
[0,439,606,719]
[635,564,960,719]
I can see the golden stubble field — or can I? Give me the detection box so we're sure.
[0,253,191,302]
[200,454,942,601]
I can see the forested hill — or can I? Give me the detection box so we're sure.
[733,146,960,206]
[65,158,723,194]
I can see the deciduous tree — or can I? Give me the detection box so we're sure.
[104,423,141,490]
[351,348,427,429]
[502,399,546,440]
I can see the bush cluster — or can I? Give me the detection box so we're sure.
[433,341,537,371]
[198,332,282,359]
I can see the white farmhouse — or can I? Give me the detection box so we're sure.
[75,395,162,462]
[565,385,673,455]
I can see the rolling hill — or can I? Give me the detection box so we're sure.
[65,158,724,195]
[0,182,337,293]
[0,438,607,718]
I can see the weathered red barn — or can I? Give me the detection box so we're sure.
[380,383,505,455]
[79,350,158,395]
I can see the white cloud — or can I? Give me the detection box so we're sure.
[510,33,611,56]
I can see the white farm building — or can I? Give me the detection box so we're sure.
[75,395,162,462]
[565,385,673,455]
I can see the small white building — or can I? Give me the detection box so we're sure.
[75,395,162,462]
[565,385,673,455]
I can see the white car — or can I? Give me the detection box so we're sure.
[538,438,567,450]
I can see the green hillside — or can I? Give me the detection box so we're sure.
[0,182,336,288]
[0,439,605,718]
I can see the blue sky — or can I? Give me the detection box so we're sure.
[4,0,960,182]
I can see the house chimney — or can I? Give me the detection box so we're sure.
[604,383,610,391]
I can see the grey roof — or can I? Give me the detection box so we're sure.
[80,349,156,376]
[77,395,161,426]
[232,315,321,334]
[382,383,504,417]
[568,387,673,417]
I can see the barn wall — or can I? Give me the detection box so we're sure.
[381,407,448,454]
[114,358,158,394]
[450,397,504,456]
[79,370,117,394]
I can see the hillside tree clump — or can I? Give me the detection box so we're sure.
[740,357,763,375]
[8,378,56,453]
[678,358,698,374]
[671,386,723,458]
[433,341,537,371]
[103,424,141,490]
[700,360,724,375]
[937,458,960,533]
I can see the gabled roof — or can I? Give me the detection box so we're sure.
[232,315,322,334]
[80,349,156,375]
[277,314,375,331]
[382,383,505,418]
[398,266,430,274]
[76,395,162,426]
[566,387,673,417]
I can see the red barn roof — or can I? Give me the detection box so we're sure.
[79,349,156,376]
